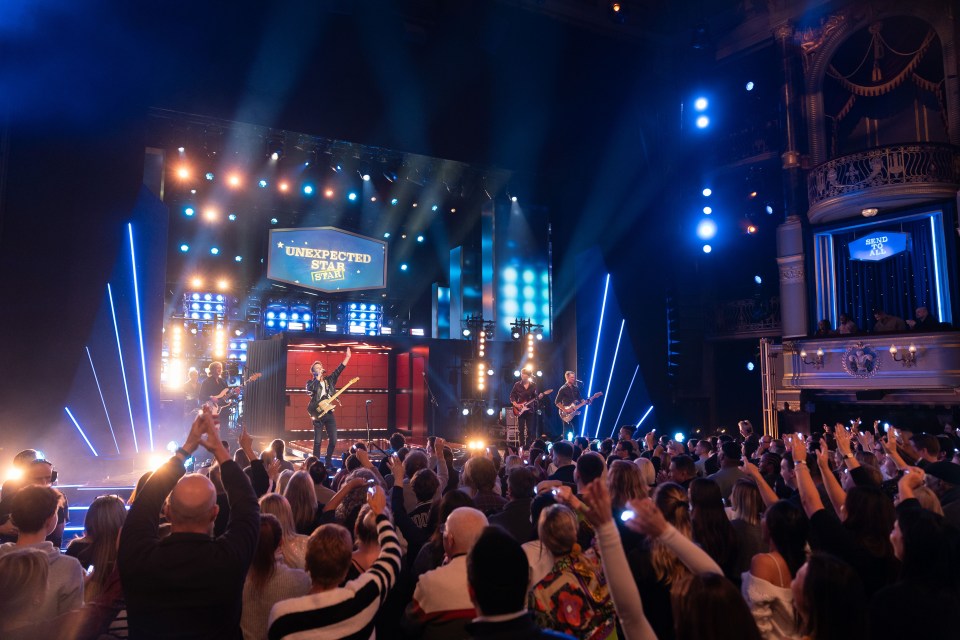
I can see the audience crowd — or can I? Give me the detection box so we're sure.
[1,409,959,640]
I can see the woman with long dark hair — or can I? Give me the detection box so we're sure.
[66,495,126,599]
[240,514,310,640]
[792,552,867,640]
[674,573,762,640]
[689,478,740,583]
[742,500,807,640]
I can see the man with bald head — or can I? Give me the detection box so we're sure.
[118,407,260,640]
[404,506,489,639]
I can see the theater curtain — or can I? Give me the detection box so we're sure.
[832,217,937,331]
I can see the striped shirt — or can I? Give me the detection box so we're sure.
[267,515,401,640]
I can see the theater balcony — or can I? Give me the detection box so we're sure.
[709,297,781,340]
[806,143,960,224]
[779,332,960,404]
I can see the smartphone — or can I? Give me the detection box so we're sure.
[620,510,635,522]
[551,488,560,497]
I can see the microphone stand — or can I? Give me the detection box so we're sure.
[364,401,372,444]
[422,370,440,439]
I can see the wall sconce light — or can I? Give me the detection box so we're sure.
[800,347,824,369]
[889,344,917,367]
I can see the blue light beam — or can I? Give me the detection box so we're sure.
[594,320,625,439]
[129,223,154,451]
[64,407,98,456]
[635,405,654,430]
[582,274,610,436]
[108,283,138,453]
[609,365,640,439]
[86,347,120,454]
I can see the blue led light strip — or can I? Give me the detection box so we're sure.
[129,224,154,451]
[86,346,120,454]
[108,283,138,453]
[609,365,639,439]
[636,405,654,430]
[64,407,98,456]
[931,218,944,322]
[594,319,625,439]
[581,274,610,436]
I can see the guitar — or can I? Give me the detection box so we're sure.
[558,392,603,424]
[208,372,262,409]
[307,376,360,419]
[512,389,554,417]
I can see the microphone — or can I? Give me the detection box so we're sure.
[365,400,373,405]
[575,379,583,384]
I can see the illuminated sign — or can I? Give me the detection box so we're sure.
[268,227,387,292]
[848,231,910,262]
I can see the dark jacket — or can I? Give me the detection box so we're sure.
[466,612,575,639]
[488,498,535,543]
[118,456,259,640]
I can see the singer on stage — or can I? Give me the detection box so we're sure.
[555,370,588,435]
[306,347,351,468]
[510,370,539,445]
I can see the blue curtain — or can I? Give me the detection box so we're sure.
[833,217,937,331]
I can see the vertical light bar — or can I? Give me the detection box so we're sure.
[64,407,98,456]
[129,223,155,451]
[109,283,139,453]
[609,365,639,438]
[930,216,944,321]
[594,320,625,438]
[581,274,610,436]
[86,347,120,454]
[635,405,654,429]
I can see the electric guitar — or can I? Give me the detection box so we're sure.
[558,392,603,424]
[512,389,554,417]
[208,372,262,409]
[307,376,360,419]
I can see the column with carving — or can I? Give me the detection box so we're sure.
[776,22,809,338]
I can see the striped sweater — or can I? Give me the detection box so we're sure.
[267,515,401,640]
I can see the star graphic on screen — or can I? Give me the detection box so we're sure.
[277,242,284,248]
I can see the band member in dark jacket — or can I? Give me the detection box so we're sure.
[306,347,352,467]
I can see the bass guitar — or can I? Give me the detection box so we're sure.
[558,392,603,424]
[208,372,262,410]
[512,389,554,417]
[307,376,360,419]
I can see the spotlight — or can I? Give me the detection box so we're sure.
[861,207,878,217]
[303,185,314,195]
[228,214,237,221]
[694,97,708,111]
[696,219,717,240]
[695,115,710,129]
[513,370,521,377]
[383,232,391,238]
[324,188,334,198]
[348,192,357,201]
[462,408,470,416]
[450,208,456,213]
[487,368,494,376]
[210,247,220,255]
[179,244,189,252]
[400,264,408,271]
[190,277,203,287]
[270,218,278,225]
[745,81,755,91]
[749,191,758,198]
[703,206,712,215]
[417,235,424,243]
[391,198,399,206]
[371,197,377,202]
[747,225,758,234]
[702,244,712,253]
[176,167,190,179]
[227,174,241,187]
[462,328,471,337]
[754,275,762,284]
[536,370,543,377]
[431,205,438,211]
[486,408,495,416]
[271,152,280,161]
[765,204,774,215]
[204,208,217,221]
[235,255,243,262]
[205,172,214,181]
[361,173,371,181]
[258,179,268,188]
[412,203,418,208]
[177,147,185,153]
[746,362,755,371]
[702,188,712,197]
[674,432,685,443]
[278,181,289,192]
[510,195,518,202]
[184,207,195,217]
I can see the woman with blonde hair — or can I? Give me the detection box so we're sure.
[283,470,320,536]
[730,479,765,576]
[66,494,126,599]
[529,504,616,639]
[608,459,649,511]
[259,493,309,569]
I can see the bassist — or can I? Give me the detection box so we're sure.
[306,347,352,468]
[555,370,591,434]
[509,371,539,445]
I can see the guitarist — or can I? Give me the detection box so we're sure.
[306,347,352,468]
[200,361,228,409]
[555,370,590,434]
[510,370,540,445]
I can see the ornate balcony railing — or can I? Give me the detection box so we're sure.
[710,297,781,338]
[806,143,960,223]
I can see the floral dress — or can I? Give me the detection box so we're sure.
[529,550,617,640]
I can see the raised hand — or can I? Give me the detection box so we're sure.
[815,437,831,468]
[239,427,253,453]
[434,437,446,455]
[834,426,853,457]
[356,448,372,469]
[742,459,762,479]
[266,458,282,483]
[367,484,386,515]
[386,454,404,481]
[623,497,668,538]
[789,434,807,464]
